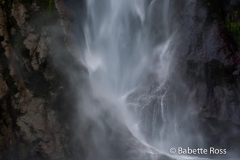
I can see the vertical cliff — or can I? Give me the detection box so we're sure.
[0,0,88,159]
[127,0,240,157]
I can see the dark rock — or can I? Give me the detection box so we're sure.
[127,0,240,158]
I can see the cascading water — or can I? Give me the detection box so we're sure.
[84,0,150,96]
[80,0,217,160]
[82,0,179,158]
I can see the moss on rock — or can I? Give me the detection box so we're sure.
[225,9,240,45]
[36,0,54,11]
[206,0,240,46]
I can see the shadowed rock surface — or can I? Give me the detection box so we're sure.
[0,0,174,159]
[127,0,240,158]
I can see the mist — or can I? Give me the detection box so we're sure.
[56,0,240,159]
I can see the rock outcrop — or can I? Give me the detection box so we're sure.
[127,0,240,158]
[0,0,87,159]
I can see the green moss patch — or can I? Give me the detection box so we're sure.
[225,9,240,45]
[36,0,54,11]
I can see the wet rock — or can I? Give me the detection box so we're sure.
[127,0,240,157]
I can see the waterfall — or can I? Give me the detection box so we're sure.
[79,0,216,160]
[83,0,174,150]
[84,0,148,95]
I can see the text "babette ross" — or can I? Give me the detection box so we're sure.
[170,147,227,155]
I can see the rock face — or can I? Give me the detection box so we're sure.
[0,0,88,159]
[127,0,240,157]
[0,1,174,160]
[1,0,240,159]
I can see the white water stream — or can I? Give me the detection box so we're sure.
[81,0,216,159]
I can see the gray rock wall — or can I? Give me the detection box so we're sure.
[0,0,87,159]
